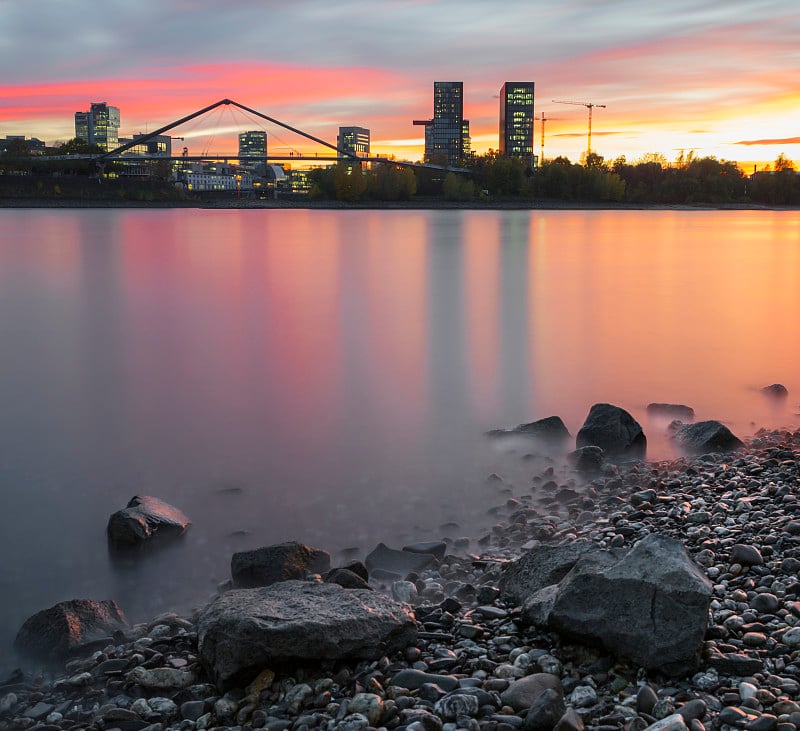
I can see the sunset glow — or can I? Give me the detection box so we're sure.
[1,1,798,170]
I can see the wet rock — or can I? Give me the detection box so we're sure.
[762,384,788,399]
[673,420,744,454]
[403,541,448,560]
[365,542,438,579]
[500,673,563,712]
[198,580,416,689]
[126,666,196,689]
[568,446,606,473]
[576,403,647,460]
[231,541,331,588]
[499,541,597,605]
[324,568,373,591]
[391,669,459,692]
[14,598,127,661]
[519,534,711,675]
[523,688,567,731]
[647,404,695,421]
[486,416,572,450]
[731,544,764,566]
[107,495,190,547]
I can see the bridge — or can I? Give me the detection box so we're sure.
[48,98,470,173]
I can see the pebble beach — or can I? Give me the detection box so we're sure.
[3,425,800,731]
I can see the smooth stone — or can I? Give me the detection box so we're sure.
[391,669,459,693]
[231,541,331,588]
[677,699,707,721]
[434,692,480,720]
[349,693,384,725]
[554,707,586,731]
[522,688,566,731]
[637,685,659,715]
[500,673,563,712]
[750,593,780,613]
[731,545,764,566]
[643,715,689,731]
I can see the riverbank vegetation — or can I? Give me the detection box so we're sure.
[306,151,799,207]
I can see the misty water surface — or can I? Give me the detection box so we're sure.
[0,207,798,664]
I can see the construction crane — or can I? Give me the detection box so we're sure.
[552,100,606,156]
[534,112,560,164]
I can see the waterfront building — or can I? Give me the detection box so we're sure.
[238,131,267,159]
[74,102,121,151]
[413,81,470,166]
[338,126,370,157]
[499,82,535,163]
[181,161,253,192]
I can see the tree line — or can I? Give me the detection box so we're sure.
[312,151,799,206]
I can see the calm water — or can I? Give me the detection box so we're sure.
[1,207,799,663]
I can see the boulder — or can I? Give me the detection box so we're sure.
[486,416,571,450]
[761,383,788,399]
[576,403,646,460]
[324,568,373,591]
[513,534,712,676]
[231,541,331,588]
[403,541,448,560]
[646,403,695,421]
[567,445,605,474]
[499,541,599,605]
[365,542,438,579]
[107,495,190,548]
[14,599,128,661]
[198,580,416,689]
[673,420,743,454]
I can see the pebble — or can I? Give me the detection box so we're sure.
[2,428,799,731]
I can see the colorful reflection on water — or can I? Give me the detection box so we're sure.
[0,208,798,658]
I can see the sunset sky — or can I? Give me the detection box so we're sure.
[1,0,798,169]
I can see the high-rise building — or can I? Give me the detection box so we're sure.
[413,81,470,166]
[74,103,120,151]
[238,130,267,159]
[338,126,370,157]
[499,82,535,162]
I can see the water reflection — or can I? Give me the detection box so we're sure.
[0,208,798,665]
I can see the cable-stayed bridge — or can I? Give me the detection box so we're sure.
[47,98,469,173]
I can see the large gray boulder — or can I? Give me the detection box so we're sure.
[511,534,712,675]
[672,420,743,454]
[231,541,331,588]
[14,599,128,661]
[499,541,599,605]
[576,403,646,460]
[198,581,417,689]
[107,495,190,548]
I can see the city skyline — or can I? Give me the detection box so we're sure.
[1,0,798,169]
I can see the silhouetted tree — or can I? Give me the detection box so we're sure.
[367,163,417,200]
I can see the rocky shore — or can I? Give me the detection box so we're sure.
[3,425,800,731]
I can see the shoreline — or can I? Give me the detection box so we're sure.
[1,197,797,212]
[3,426,800,731]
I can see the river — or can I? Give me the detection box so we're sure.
[0,207,798,663]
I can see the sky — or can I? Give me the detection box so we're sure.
[1,0,798,169]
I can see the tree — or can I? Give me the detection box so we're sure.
[774,153,795,172]
[3,138,30,156]
[367,163,417,200]
[333,162,367,202]
[442,172,475,201]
